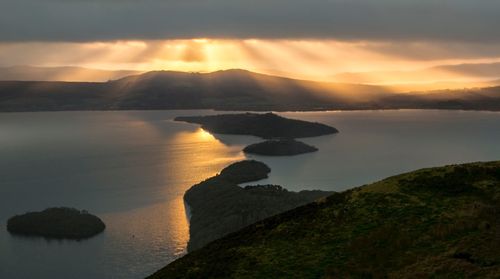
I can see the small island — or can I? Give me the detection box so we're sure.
[244,139,318,156]
[218,159,271,183]
[7,207,106,240]
[175,112,339,139]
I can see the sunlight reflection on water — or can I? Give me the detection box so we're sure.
[1,109,500,279]
[0,110,245,279]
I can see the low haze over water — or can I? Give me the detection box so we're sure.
[1,109,500,279]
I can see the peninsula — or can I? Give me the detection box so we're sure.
[7,207,106,240]
[184,160,333,251]
[174,112,339,139]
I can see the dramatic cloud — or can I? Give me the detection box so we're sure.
[3,39,500,84]
[2,1,499,85]
[0,0,499,42]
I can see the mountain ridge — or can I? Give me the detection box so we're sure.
[1,69,500,112]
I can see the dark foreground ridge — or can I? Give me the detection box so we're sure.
[7,207,106,240]
[243,139,318,156]
[175,113,339,139]
[183,160,333,251]
[149,161,500,278]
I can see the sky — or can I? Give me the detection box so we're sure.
[1,0,500,84]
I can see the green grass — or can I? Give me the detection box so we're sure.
[148,161,500,279]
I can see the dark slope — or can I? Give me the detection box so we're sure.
[0,81,113,111]
[175,113,338,139]
[111,70,388,110]
[0,69,387,112]
[184,160,333,251]
[149,161,500,278]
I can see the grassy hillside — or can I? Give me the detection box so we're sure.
[149,161,500,278]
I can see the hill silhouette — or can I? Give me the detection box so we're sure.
[1,69,500,112]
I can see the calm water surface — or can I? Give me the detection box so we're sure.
[1,109,500,278]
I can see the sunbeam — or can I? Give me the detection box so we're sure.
[2,39,500,89]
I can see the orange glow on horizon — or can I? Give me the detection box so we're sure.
[2,39,500,89]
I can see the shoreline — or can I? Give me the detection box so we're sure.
[2,107,500,115]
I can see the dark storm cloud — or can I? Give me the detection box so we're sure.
[0,0,499,42]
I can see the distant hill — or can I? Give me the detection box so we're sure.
[0,69,391,112]
[333,62,500,90]
[149,161,500,278]
[1,69,500,112]
[109,69,391,110]
[379,86,500,111]
[386,79,500,93]
[0,66,140,82]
